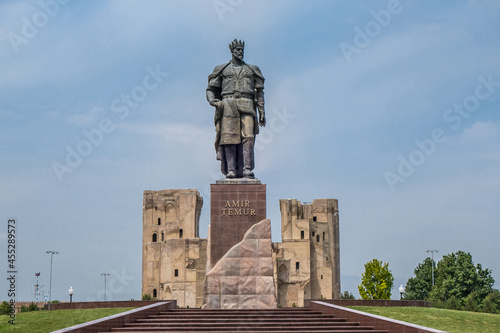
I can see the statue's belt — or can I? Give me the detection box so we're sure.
[222,92,253,99]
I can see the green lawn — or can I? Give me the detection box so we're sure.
[2,306,499,333]
[0,308,134,333]
[348,306,500,333]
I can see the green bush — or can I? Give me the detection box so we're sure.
[28,303,40,311]
[142,294,152,300]
[482,292,499,314]
[464,292,478,312]
[432,299,445,309]
[19,303,40,313]
[0,301,11,315]
[445,295,461,310]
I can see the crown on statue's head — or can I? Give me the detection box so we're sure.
[229,39,245,51]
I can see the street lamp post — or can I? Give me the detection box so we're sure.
[101,273,110,301]
[426,249,439,286]
[69,286,74,303]
[45,251,59,303]
[399,285,405,301]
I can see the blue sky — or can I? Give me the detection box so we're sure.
[1,0,499,302]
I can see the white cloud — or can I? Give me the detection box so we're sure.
[458,121,500,146]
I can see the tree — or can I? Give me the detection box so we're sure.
[429,251,494,306]
[404,257,434,300]
[476,263,495,300]
[340,291,355,300]
[358,259,394,300]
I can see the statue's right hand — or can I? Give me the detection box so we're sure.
[210,99,222,108]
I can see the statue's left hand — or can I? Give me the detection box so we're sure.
[210,99,222,108]
[259,114,266,127]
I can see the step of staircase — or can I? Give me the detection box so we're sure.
[100,308,389,333]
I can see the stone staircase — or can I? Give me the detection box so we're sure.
[101,308,389,333]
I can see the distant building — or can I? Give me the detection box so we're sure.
[142,189,340,307]
[141,189,206,307]
[273,199,340,307]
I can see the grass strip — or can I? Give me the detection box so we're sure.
[348,306,500,333]
[0,307,134,333]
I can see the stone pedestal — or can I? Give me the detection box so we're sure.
[209,183,266,269]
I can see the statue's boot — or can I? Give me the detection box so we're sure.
[224,145,237,178]
[242,137,255,178]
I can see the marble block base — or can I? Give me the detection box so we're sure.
[202,219,277,309]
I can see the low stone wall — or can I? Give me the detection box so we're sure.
[313,299,431,307]
[306,301,447,333]
[44,300,167,311]
[51,301,176,333]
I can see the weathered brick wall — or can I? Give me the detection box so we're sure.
[307,299,431,307]
[44,300,167,311]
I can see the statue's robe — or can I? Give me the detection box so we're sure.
[207,61,264,175]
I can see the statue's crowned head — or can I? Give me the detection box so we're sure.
[229,39,245,61]
[228,38,245,51]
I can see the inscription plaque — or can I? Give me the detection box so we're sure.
[209,183,266,267]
